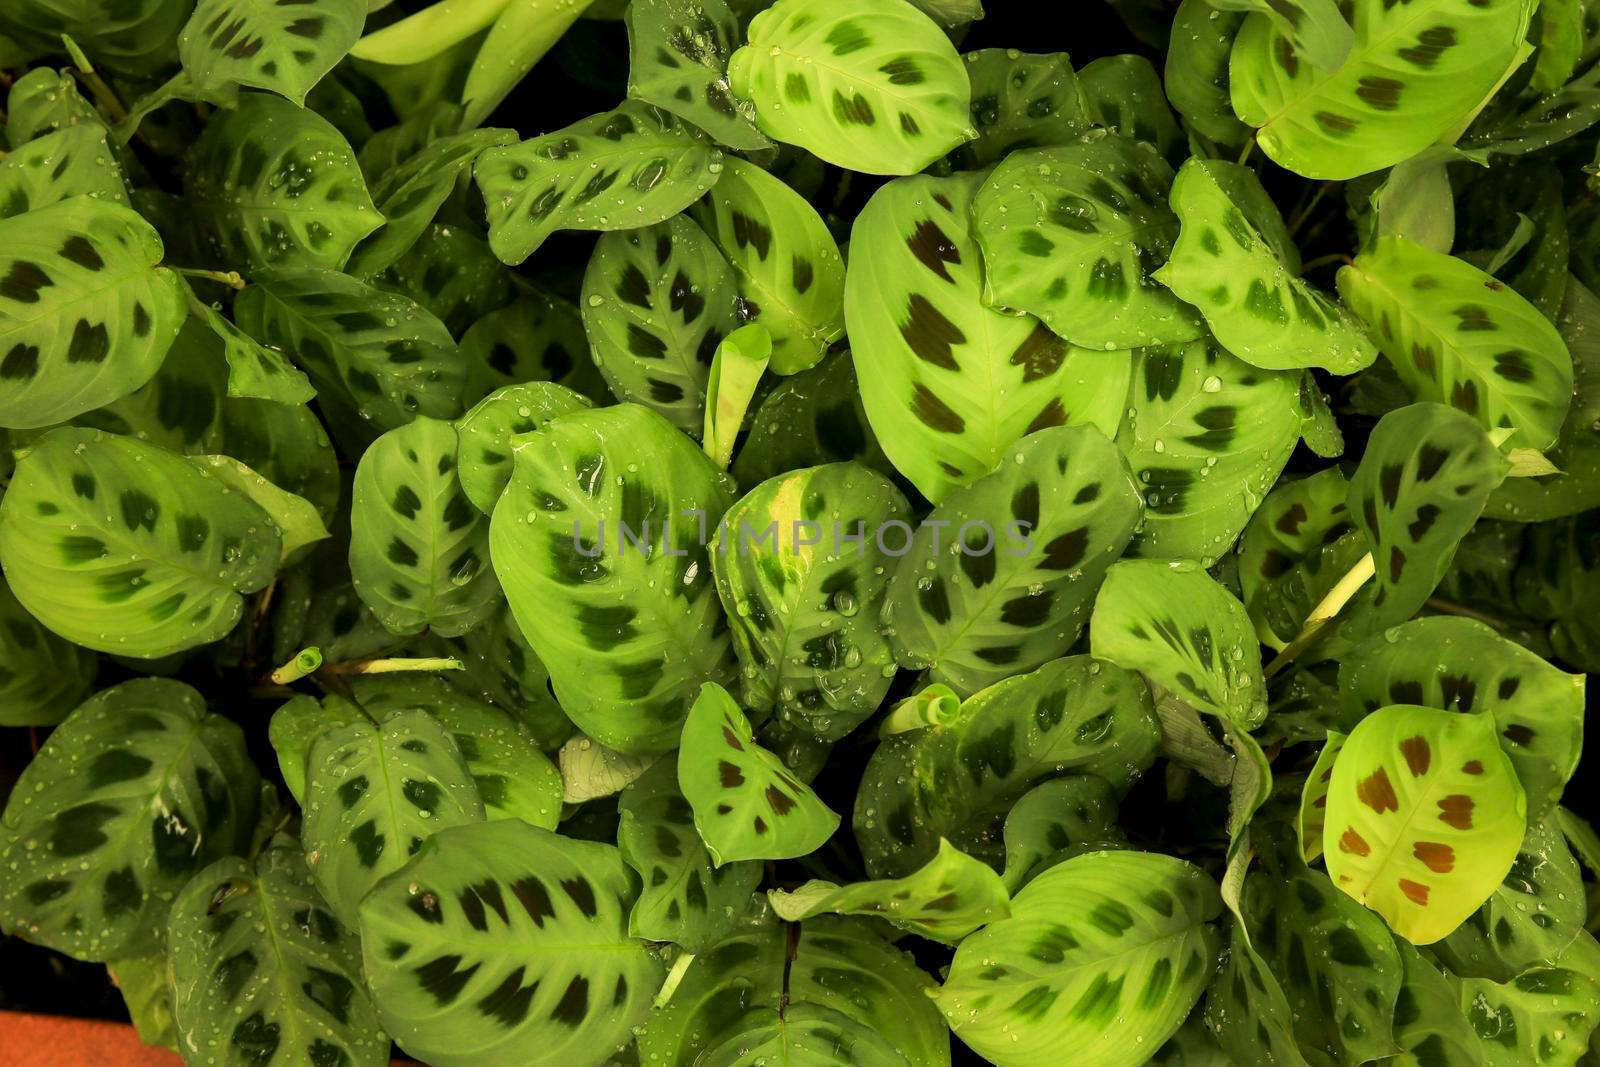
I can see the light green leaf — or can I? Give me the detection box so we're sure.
[1387,938,1486,1067]
[949,49,1093,169]
[1297,731,1346,863]
[559,732,659,804]
[108,955,178,1052]
[625,0,770,151]
[702,323,771,470]
[1077,54,1186,163]
[5,67,107,144]
[1239,467,1363,650]
[0,125,129,219]
[0,574,97,727]
[190,300,318,406]
[188,454,329,559]
[1000,776,1124,893]
[1164,0,1251,146]
[177,0,365,105]
[268,693,367,807]
[454,382,594,515]
[1211,0,1351,71]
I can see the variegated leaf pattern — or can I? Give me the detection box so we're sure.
[972,138,1201,351]
[846,170,1130,503]
[168,843,388,1067]
[1164,0,1251,146]
[190,300,317,407]
[0,428,282,657]
[731,351,892,488]
[177,0,365,106]
[302,707,484,928]
[711,461,909,739]
[1091,559,1267,728]
[358,820,663,1067]
[1203,853,1308,1066]
[350,416,500,638]
[455,382,593,515]
[476,101,723,265]
[0,125,129,219]
[1345,403,1509,633]
[1079,54,1186,163]
[419,598,573,751]
[0,575,97,727]
[1457,935,1600,1067]
[1297,731,1346,863]
[1229,0,1534,179]
[488,403,738,754]
[0,197,185,430]
[4,69,104,145]
[1339,617,1585,824]
[183,93,381,272]
[1239,467,1363,650]
[883,425,1144,697]
[678,682,839,864]
[1210,0,1352,71]
[690,156,844,375]
[188,454,329,560]
[728,0,973,174]
[1324,704,1527,945]
[948,49,1093,170]
[616,756,760,952]
[1115,337,1305,563]
[1338,237,1574,450]
[374,224,515,340]
[461,292,608,407]
[268,693,366,807]
[769,837,1009,944]
[0,679,259,960]
[936,850,1221,1067]
[625,0,770,151]
[1157,158,1375,373]
[1388,939,1486,1067]
[580,214,740,434]
[853,656,1160,878]
[1000,776,1125,893]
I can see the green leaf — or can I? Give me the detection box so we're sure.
[580,214,740,435]
[374,225,515,340]
[419,598,573,751]
[188,454,330,559]
[769,838,1009,944]
[936,850,1221,1067]
[728,0,973,174]
[1324,704,1527,945]
[1000,776,1125,893]
[1515,512,1600,672]
[1387,938,1485,1067]
[0,574,97,727]
[455,382,594,515]
[190,300,318,407]
[846,170,1129,503]
[1455,161,1569,322]
[1338,237,1573,450]
[616,755,761,951]
[1368,146,1467,256]
[1462,59,1600,159]
[268,693,367,807]
[350,416,500,637]
[1239,467,1364,650]
[0,678,259,960]
[168,843,387,1067]
[559,732,659,804]
[678,681,839,864]
[488,403,738,754]
[1229,0,1534,179]
[625,0,770,151]
[461,291,607,407]
[302,707,484,927]
[0,428,282,657]
[1338,616,1584,825]
[476,101,724,266]
[0,197,185,429]
[183,93,381,272]
[177,0,365,106]
[731,350,892,488]
[1211,0,1352,71]
[701,322,771,469]
[0,0,184,75]
[1078,55,1186,164]
[108,955,178,1052]
[948,49,1093,170]
[1157,158,1376,373]
[972,137,1201,351]
[853,655,1160,878]
[358,819,664,1066]
[1091,558,1267,728]
[884,424,1144,697]
[712,461,909,738]
[1456,935,1600,1067]
[690,157,844,375]
[5,68,106,144]
[0,125,129,219]
[1297,731,1346,863]
[1203,849,1308,1066]
[1164,0,1251,146]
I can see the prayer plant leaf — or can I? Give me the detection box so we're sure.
[1387,939,1486,1067]
[728,0,974,175]
[948,49,1093,171]
[191,301,317,407]
[1090,558,1267,728]
[268,693,366,808]
[711,461,910,740]
[846,170,1130,504]
[1337,237,1574,451]
[177,0,365,106]
[454,382,594,515]
[1209,0,1352,72]
[1229,0,1534,180]
[419,598,573,751]
[853,655,1161,879]
[624,0,770,151]
[677,681,840,865]
[883,424,1144,697]
[731,350,892,488]
[1000,775,1125,893]
[168,843,388,1067]
[0,679,260,961]
[0,197,185,430]
[357,819,663,1067]
[616,755,761,952]
[768,837,1010,944]
[935,850,1222,1067]
[1238,467,1363,650]
[1164,0,1251,147]
[1077,55,1186,164]
[488,403,739,755]
[0,575,97,727]
[0,428,282,657]
[301,707,484,929]
[1297,731,1346,864]
[460,292,608,407]
[476,101,724,266]
[350,416,501,638]
[972,138,1203,351]
[1156,157,1376,374]
[1324,703,1527,945]
[1456,936,1600,1067]
[0,125,129,219]
[187,454,328,560]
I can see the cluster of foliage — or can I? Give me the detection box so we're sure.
[0,0,1598,1064]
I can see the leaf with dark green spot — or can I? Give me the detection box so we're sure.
[625,0,770,151]
[188,454,329,560]
[1239,467,1365,650]
[936,851,1221,1067]
[1456,935,1600,1067]
[0,0,183,75]
[191,300,317,407]
[374,224,515,339]
[1078,54,1186,163]
[1210,0,1352,71]
[1387,939,1485,1067]
[0,125,129,220]
[678,682,839,864]
[1203,846,1307,1067]
[0,574,97,727]
[168,843,387,1067]
[1164,0,1251,146]
[4,68,107,144]
[1297,731,1345,864]
[731,351,893,488]
[269,693,367,807]
[884,425,1144,697]
[455,382,593,515]
[461,292,609,407]
[0,678,259,960]
[853,655,1160,878]
[176,0,365,106]
[947,49,1093,170]
[359,819,662,1066]
[1001,776,1125,892]
[476,101,723,265]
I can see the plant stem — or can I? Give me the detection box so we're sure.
[1288,181,1334,236]
[653,952,696,1009]
[61,35,130,123]
[1299,252,1351,276]
[321,656,465,676]
[1262,552,1375,679]
[270,647,324,685]
[176,267,248,290]
[1236,137,1256,166]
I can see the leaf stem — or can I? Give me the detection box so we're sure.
[175,267,247,290]
[321,656,465,676]
[61,35,130,123]
[1262,552,1375,679]
[1288,181,1334,237]
[269,647,324,685]
[653,952,696,1009]
[1299,252,1351,276]
[1236,137,1256,166]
